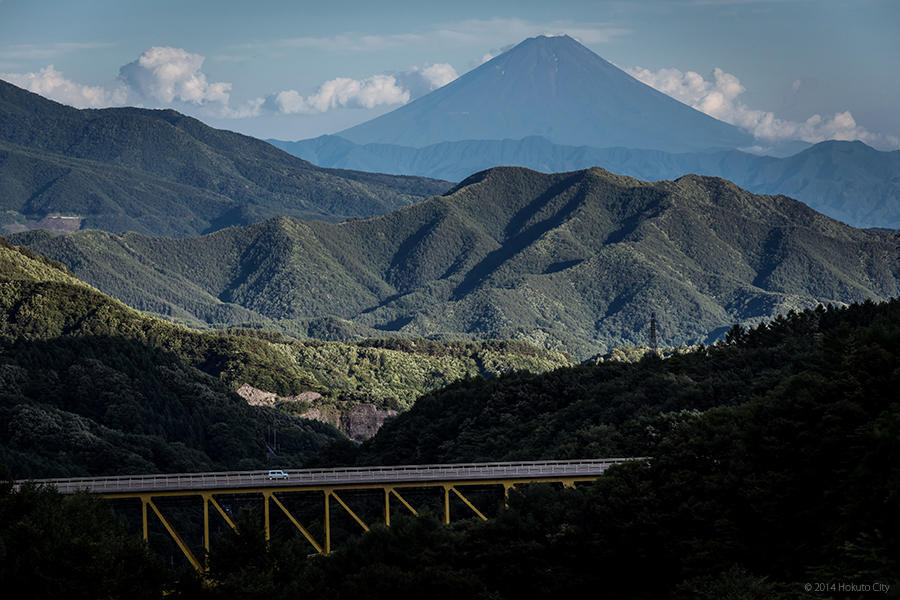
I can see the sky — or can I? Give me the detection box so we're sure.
[1,0,898,149]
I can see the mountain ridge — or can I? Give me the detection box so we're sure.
[270,135,900,229]
[15,165,898,359]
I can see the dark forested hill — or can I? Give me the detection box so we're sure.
[0,79,450,237]
[356,300,900,463]
[16,166,900,358]
[286,299,897,599]
[0,238,567,476]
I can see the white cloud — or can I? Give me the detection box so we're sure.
[1,65,127,108]
[220,97,265,119]
[626,65,900,149]
[268,62,458,115]
[419,63,458,89]
[392,63,458,99]
[475,44,516,67]
[118,46,231,105]
[271,75,408,115]
[3,47,255,118]
[2,48,455,120]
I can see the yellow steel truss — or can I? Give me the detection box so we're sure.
[107,476,598,571]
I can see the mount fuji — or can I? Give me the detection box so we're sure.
[336,35,752,153]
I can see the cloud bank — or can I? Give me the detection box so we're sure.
[268,63,458,115]
[626,65,899,148]
[2,46,236,113]
[1,65,127,108]
[2,45,457,120]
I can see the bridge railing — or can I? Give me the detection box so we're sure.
[16,458,646,495]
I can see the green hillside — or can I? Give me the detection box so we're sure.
[18,166,899,358]
[0,239,343,476]
[0,79,450,236]
[0,238,567,475]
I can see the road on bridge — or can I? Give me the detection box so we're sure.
[19,458,643,495]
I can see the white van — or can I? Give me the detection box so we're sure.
[267,469,289,480]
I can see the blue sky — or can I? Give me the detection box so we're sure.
[1,0,898,148]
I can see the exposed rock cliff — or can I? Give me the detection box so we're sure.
[236,383,395,441]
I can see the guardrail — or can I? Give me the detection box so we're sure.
[16,458,646,495]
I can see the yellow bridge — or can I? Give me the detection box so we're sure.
[23,459,639,571]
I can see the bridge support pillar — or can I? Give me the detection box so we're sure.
[202,495,210,557]
[206,494,237,531]
[141,497,148,542]
[324,489,331,554]
[503,483,514,509]
[451,487,487,521]
[142,495,202,571]
[268,492,322,553]
[443,485,450,524]
[332,491,369,532]
[263,492,270,542]
[384,488,390,526]
[387,487,418,519]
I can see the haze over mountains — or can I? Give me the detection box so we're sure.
[16,167,899,359]
[273,136,900,230]
[0,79,450,237]
[272,35,900,230]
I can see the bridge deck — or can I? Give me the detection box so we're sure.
[19,458,639,495]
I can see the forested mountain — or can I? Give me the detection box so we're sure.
[272,136,900,229]
[16,166,899,358]
[338,35,751,152]
[0,79,450,237]
[0,238,567,476]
